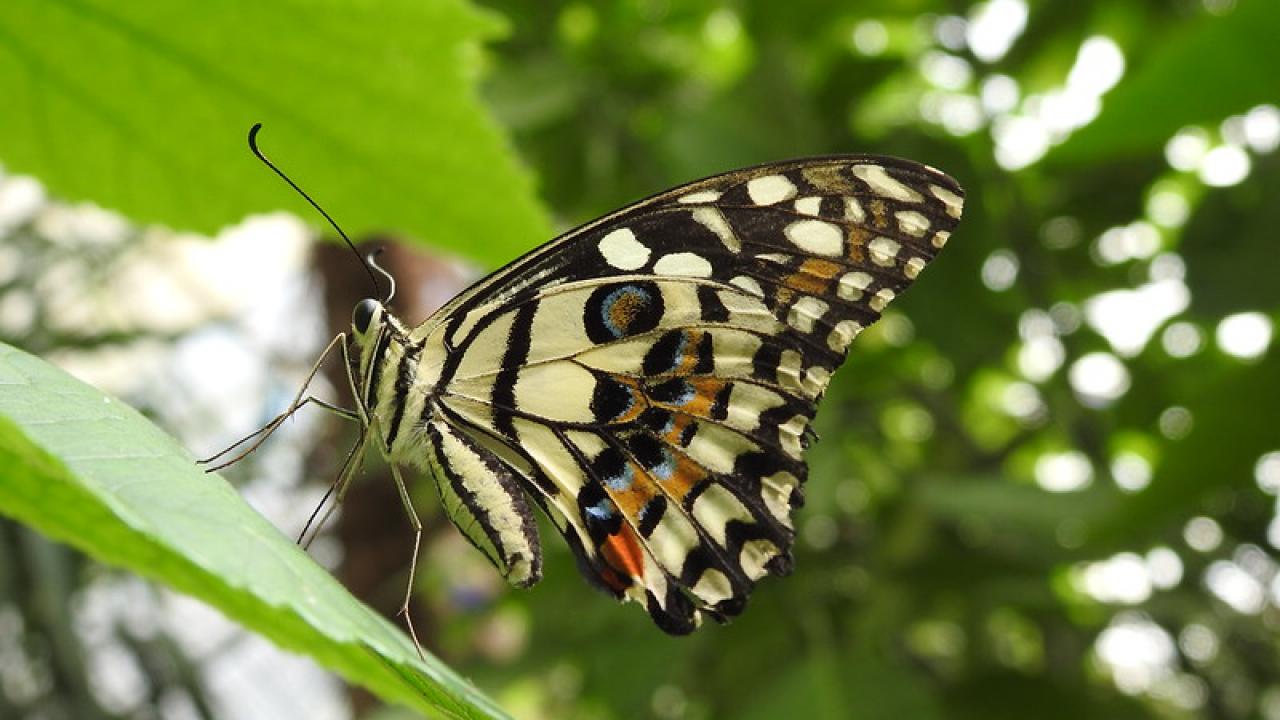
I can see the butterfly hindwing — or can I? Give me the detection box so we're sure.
[409,156,963,632]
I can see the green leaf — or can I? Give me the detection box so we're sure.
[1090,350,1280,547]
[0,342,509,720]
[0,0,550,267]
[1049,0,1280,163]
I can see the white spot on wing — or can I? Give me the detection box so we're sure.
[845,197,866,223]
[838,271,873,300]
[932,230,951,248]
[779,414,807,459]
[730,275,765,298]
[778,349,803,391]
[802,366,831,396]
[852,164,923,202]
[930,184,964,218]
[740,538,781,580]
[786,296,829,333]
[597,228,650,270]
[692,207,741,252]
[761,471,798,528]
[794,196,823,215]
[747,174,797,205]
[827,319,863,352]
[905,257,927,279]
[868,236,901,267]
[691,568,734,605]
[756,252,793,265]
[895,210,930,237]
[679,190,722,204]
[653,252,713,278]
[870,288,895,312]
[784,220,843,256]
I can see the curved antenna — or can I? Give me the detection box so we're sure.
[367,249,397,305]
[247,123,381,298]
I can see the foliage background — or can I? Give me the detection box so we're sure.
[1,0,1278,718]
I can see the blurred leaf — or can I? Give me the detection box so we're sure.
[0,0,550,267]
[1050,0,1280,163]
[1092,351,1280,546]
[1181,156,1280,313]
[0,343,508,720]
[918,475,1113,557]
[946,673,1156,720]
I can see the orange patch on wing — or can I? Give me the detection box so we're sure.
[609,291,645,330]
[662,413,695,445]
[847,226,872,263]
[612,381,649,423]
[656,377,726,418]
[600,526,646,580]
[783,258,842,294]
[656,452,708,501]
[868,199,889,229]
[672,330,706,375]
[607,461,659,517]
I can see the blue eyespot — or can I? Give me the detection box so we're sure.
[603,460,635,491]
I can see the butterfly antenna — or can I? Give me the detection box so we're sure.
[367,249,397,305]
[247,123,381,299]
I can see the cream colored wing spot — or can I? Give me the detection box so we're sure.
[932,230,951,249]
[895,210,930,237]
[870,288,895,312]
[653,252,713,278]
[786,296,830,333]
[905,257,927,279]
[794,196,823,216]
[756,252,793,265]
[598,228,650,270]
[868,236,901,267]
[802,365,831,396]
[777,349,804,391]
[678,190,722,204]
[837,271,873,300]
[784,219,844,257]
[930,184,964,218]
[852,164,923,202]
[760,471,798,529]
[746,174,798,205]
[844,197,866,223]
[692,207,741,253]
[739,539,783,581]
[778,414,808,459]
[730,275,765,298]
[691,569,734,605]
[827,319,863,352]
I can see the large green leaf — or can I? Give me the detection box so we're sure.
[1050,0,1280,163]
[0,342,509,720]
[0,0,550,267]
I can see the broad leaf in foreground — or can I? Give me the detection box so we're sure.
[0,0,550,267]
[0,342,509,720]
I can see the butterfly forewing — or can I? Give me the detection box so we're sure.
[399,155,963,633]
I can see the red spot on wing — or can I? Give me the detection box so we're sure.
[600,525,646,580]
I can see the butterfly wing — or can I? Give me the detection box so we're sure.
[418,155,964,632]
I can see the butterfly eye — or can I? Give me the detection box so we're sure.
[352,299,380,334]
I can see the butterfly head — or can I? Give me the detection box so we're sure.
[352,297,383,338]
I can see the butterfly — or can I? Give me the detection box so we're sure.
[212,129,964,641]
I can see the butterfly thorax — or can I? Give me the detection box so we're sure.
[350,303,448,464]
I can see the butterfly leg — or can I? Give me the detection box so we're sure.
[298,336,373,547]
[298,427,368,548]
[388,461,426,660]
[199,332,358,471]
